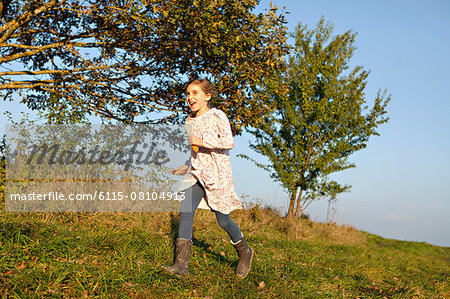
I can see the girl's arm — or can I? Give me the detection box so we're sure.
[172,164,188,175]
[171,159,190,175]
[201,110,234,150]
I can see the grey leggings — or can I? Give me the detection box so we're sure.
[179,182,243,243]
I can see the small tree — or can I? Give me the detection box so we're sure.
[242,18,390,216]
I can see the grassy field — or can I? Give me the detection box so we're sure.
[0,206,448,298]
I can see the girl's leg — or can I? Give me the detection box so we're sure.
[215,211,254,279]
[162,182,204,276]
[214,211,243,243]
[178,182,204,240]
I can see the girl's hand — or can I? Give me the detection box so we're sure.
[172,165,188,175]
[187,134,203,147]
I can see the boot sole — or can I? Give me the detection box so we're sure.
[160,265,188,277]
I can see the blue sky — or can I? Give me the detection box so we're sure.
[1,0,449,247]
[231,0,449,247]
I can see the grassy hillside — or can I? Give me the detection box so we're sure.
[0,206,448,298]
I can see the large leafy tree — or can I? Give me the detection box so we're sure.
[241,18,390,216]
[0,0,288,131]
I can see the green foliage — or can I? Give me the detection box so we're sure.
[242,18,390,215]
[0,0,288,132]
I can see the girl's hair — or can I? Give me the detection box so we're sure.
[185,78,215,109]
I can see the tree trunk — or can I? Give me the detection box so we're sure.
[287,189,297,217]
[294,188,304,216]
[326,199,330,223]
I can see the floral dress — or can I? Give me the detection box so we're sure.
[181,108,242,214]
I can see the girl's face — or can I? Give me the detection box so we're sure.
[185,84,211,116]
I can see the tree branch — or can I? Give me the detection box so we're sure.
[0,0,60,40]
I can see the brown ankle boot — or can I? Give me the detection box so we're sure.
[161,238,192,277]
[231,237,254,278]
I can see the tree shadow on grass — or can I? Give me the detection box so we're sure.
[0,221,40,243]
